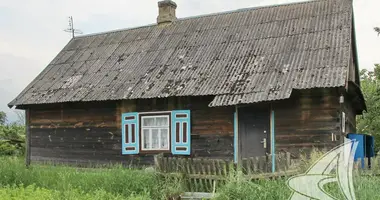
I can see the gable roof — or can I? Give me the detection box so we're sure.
[9,0,355,108]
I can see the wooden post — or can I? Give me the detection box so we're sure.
[270,108,276,173]
[339,94,345,144]
[154,155,160,172]
[267,154,272,173]
[234,105,239,164]
[368,156,371,169]
[286,152,291,170]
[25,109,31,167]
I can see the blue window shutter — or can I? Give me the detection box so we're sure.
[121,112,139,155]
[171,110,191,155]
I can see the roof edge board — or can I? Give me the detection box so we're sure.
[351,4,361,87]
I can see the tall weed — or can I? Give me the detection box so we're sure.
[213,167,291,200]
[0,157,184,200]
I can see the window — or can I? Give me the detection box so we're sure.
[141,115,170,151]
[122,110,191,155]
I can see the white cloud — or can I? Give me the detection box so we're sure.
[0,0,379,122]
[353,0,380,69]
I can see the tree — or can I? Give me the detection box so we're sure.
[0,111,25,156]
[357,64,380,153]
[0,112,6,125]
[375,27,380,36]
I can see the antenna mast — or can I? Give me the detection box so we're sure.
[64,16,83,38]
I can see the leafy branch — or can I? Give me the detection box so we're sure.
[357,64,380,153]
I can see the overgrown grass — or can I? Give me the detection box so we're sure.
[0,184,132,200]
[213,174,380,200]
[213,149,380,200]
[0,157,184,200]
[0,155,379,200]
[213,171,291,200]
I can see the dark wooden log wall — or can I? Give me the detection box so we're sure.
[274,89,342,157]
[28,96,234,166]
[29,102,124,166]
[182,97,234,159]
[27,89,356,165]
[343,96,357,134]
[117,96,235,162]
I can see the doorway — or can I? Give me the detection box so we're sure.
[238,106,270,159]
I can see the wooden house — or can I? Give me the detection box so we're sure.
[9,0,366,166]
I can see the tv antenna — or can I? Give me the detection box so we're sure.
[64,16,83,38]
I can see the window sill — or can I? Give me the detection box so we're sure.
[138,150,172,155]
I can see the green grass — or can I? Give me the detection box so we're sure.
[0,185,131,200]
[212,149,380,200]
[213,173,380,200]
[0,157,378,200]
[0,157,183,200]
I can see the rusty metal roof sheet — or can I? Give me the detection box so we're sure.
[9,0,354,107]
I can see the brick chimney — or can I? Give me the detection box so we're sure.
[157,0,177,25]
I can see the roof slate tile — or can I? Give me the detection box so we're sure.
[9,0,354,107]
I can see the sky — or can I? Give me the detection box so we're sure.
[0,0,379,123]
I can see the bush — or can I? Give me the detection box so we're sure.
[0,142,19,156]
[0,124,25,156]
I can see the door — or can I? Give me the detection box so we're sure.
[238,106,270,159]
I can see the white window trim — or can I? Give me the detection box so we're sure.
[141,115,170,151]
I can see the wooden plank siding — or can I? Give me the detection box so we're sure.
[25,109,31,166]
[274,89,342,157]
[26,89,354,166]
[29,102,123,165]
[28,96,234,166]
[343,96,357,134]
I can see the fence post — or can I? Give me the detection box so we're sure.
[267,154,272,173]
[155,154,299,193]
[154,155,161,172]
[286,152,291,170]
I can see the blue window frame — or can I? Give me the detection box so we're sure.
[121,110,191,155]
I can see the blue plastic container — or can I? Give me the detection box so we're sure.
[346,133,375,169]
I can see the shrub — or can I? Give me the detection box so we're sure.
[0,142,19,156]
[0,124,25,156]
